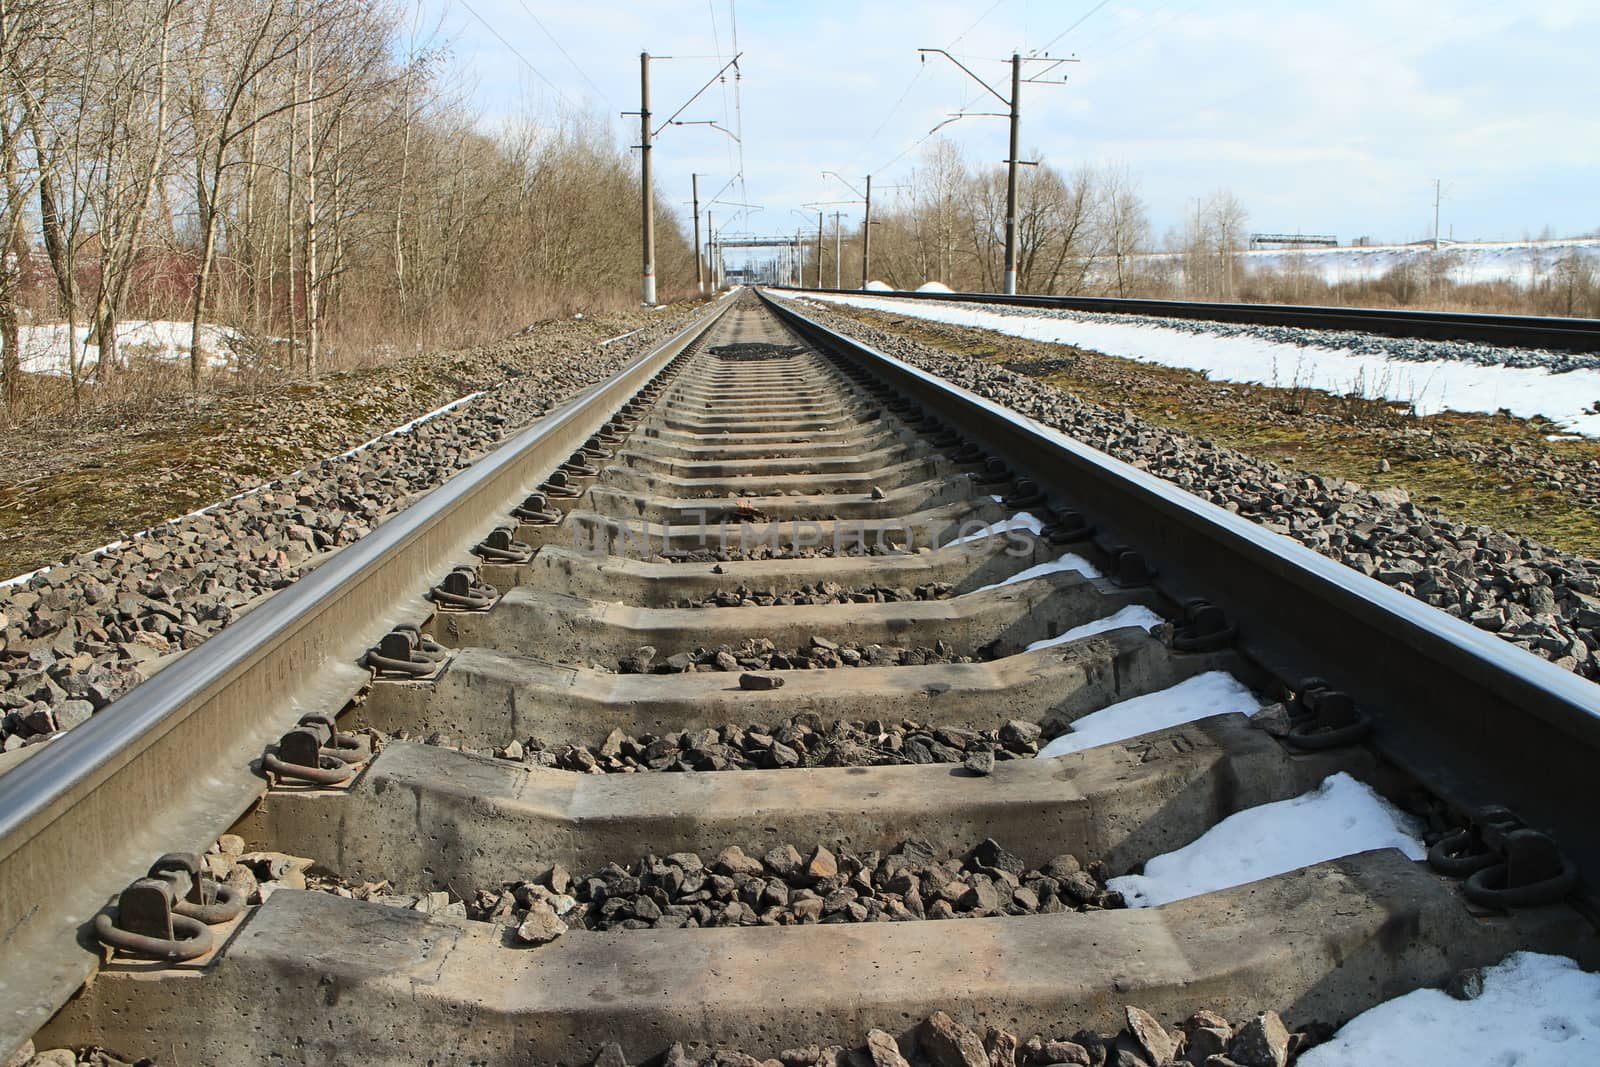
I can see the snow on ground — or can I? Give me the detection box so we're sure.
[915,281,954,293]
[864,280,893,292]
[1131,237,1600,288]
[969,552,1100,594]
[799,292,1600,436]
[1025,604,1165,653]
[16,320,239,376]
[1036,671,1258,757]
[944,511,1045,546]
[1107,772,1426,907]
[1300,952,1600,1066]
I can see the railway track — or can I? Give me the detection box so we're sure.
[3,289,1598,1064]
[782,285,1600,353]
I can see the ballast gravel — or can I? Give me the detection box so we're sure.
[0,307,704,752]
[785,297,1600,681]
[612,635,980,676]
[457,836,1123,933]
[482,710,1046,773]
[683,579,956,608]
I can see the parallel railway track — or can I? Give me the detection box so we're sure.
[1,289,1596,1064]
[782,285,1600,353]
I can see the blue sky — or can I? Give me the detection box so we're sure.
[419,1,1599,252]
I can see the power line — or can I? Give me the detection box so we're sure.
[863,65,926,154]
[729,0,749,233]
[948,0,1007,49]
[1033,0,1114,55]
[458,0,574,110]
[512,0,613,107]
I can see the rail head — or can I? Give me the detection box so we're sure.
[0,295,733,1059]
[762,287,1600,884]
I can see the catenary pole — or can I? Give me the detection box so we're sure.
[833,211,842,288]
[691,173,703,295]
[639,52,656,305]
[1003,52,1021,295]
[862,175,872,290]
[815,211,823,289]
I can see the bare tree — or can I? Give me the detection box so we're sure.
[1097,164,1148,297]
[0,0,56,409]
[87,0,178,382]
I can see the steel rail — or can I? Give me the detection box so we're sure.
[0,295,732,1058]
[761,287,1600,891]
[777,285,1600,352]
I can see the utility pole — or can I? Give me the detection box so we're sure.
[691,173,703,296]
[707,210,716,291]
[918,48,1072,295]
[638,52,656,305]
[833,211,843,288]
[1004,53,1021,295]
[626,50,742,305]
[812,209,825,287]
[862,175,873,289]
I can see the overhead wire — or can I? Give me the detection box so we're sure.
[948,0,1007,49]
[457,0,574,110]
[1032,0,1114,55]
[864,0,1023,179]
[729,0,749,234]
[512,0,613,108]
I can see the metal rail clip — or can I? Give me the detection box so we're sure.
[539,470,581,499]
[1282,678,1372,750]
[473,525,533,563]
[511,491,562,525]
[362,624,449,679]
[1428,806,1579,908]
[1003,477,1046,509]
[95,852,245,962]
[1042,510,1094,544]
[261,712,372,787]
[560,451,600,479]
[1109,547,1153,588]
[1171,598,1238,653]
[430,565,498,611]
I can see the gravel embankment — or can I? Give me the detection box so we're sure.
[787,297,1600,681]
[0,307,705,753]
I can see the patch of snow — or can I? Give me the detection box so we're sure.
[805,292,1600,437]
[1024,604,1164,652]
[1155,237,1600,288]
[1299,952,1600,1067]
[864,280,893,292]
[969,552,1101,594]
[16,320,240,377]
[944,511,1045,546]
[1036,671,1257,758]
[915,281,954,293]
[1107,772,1426,907]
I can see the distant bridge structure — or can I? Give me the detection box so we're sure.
[1249,233,1339,249]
